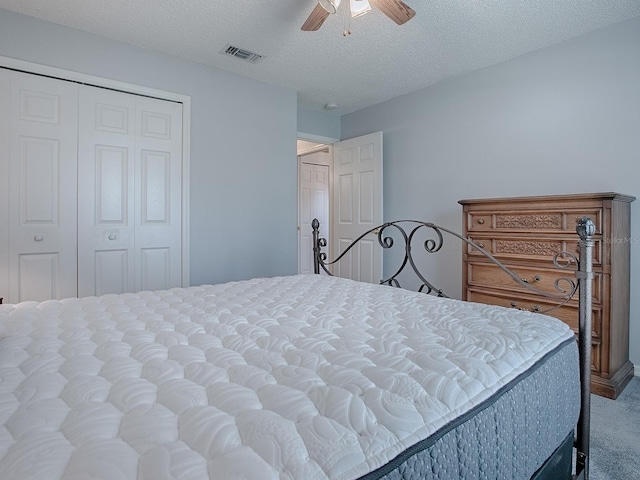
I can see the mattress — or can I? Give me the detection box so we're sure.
[0,274,579,479]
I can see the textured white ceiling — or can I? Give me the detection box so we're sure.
[1,1,639,115]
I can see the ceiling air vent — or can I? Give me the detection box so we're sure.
[221,44,264,64]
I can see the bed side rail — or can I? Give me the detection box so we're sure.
[312,217,594,480]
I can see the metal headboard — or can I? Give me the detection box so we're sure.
[311,217,594,480]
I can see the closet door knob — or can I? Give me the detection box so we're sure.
[34,235,44,242]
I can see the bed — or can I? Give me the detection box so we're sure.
[0,218,594,479]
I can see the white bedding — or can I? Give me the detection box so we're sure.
[0,274,575,480]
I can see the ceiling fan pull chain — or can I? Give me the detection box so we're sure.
[343,12,352,36]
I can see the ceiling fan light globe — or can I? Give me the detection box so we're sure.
[350,0,371,18]
[319,0,341,14]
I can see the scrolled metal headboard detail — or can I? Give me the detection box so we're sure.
[312,218,583,313]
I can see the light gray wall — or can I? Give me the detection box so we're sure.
[297,107,341,141]
[0,9,299,286]
[342,16,640,368]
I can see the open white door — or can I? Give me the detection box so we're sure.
[332,131,383,283]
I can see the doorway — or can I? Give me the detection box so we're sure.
[297,140,331,274]
[297,132,384,281]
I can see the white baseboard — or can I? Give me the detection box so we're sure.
[635,364,640,377]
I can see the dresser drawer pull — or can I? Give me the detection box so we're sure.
[510,301,541,313]
[34,235,44,242]
[477,219,485,224]
[521,274,541,284]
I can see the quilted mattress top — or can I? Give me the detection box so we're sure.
[0,274,574,479]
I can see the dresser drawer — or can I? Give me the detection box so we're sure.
[466,208,603,234]
[467,288,603,374]
[466,235,602,266]
[466,262,603,304]
[466,288,602,338]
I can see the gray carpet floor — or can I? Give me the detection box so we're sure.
[589,376,640,480]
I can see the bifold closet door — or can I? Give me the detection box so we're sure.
[77,87,135,296]
[2,70,79,303]
[133,95,183,293]
[78,86,183,297]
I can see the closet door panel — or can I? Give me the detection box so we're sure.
[7,71,78,302]
[79,86,183,296]
[135,97,182,292]
[78,86,135,297]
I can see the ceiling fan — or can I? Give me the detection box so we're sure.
[302,0,416,31]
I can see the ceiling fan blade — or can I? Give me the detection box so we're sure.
[302,3,331,31]
[369,0,416,25]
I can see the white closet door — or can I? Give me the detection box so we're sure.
[78,86,182,296]
[78,86,136,297]
[134,96,183,292]
[6,71,79,302]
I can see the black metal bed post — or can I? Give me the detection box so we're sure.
[312,218,320,275]
[575,217,595,480]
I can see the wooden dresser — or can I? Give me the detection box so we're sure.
[459,193,634,399]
